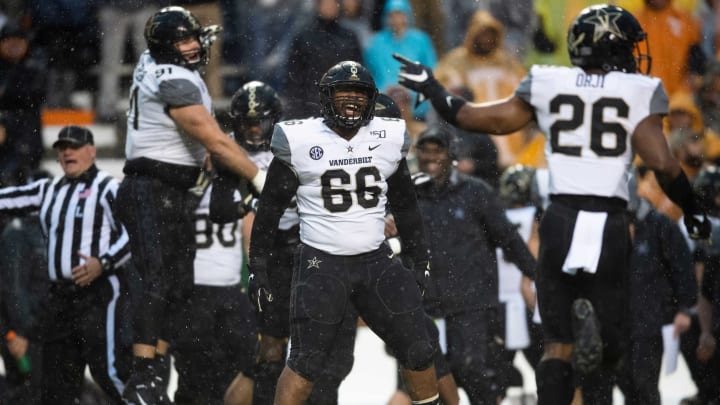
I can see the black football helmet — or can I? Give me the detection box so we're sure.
[319,61,378,130]
[499,164,537,208]
[374,93,402,119]
[567,5,651,74]
[144,6,220,70]
[694,165,720,217]
[230,81,283,152]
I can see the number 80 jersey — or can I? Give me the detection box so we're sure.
[516,65,668,201]
[271,117,410,255]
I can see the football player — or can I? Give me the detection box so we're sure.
[248,61,441,405]
[116,6,265,404]
[394,5,711,405]
[225,81,356,405]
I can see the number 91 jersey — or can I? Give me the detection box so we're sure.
[516,65,668,201]
[271,117,410,255]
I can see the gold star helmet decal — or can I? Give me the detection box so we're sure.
[584,7,625,43]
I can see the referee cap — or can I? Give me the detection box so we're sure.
[53,126,94,148]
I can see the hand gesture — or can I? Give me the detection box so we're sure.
[684,214,711,240]
[248,266,273,313]
[393,53,438,106]
[71,253,103,287]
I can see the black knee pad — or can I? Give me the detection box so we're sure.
[399,340,435,371]
[287,350,328,381]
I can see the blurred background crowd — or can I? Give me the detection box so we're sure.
[0,0,718,193]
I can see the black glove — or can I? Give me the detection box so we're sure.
[248,258,274,313]
[393,53,466,125]
[413,260,431,297]
[393,53,439,105]
[684,214,712,240]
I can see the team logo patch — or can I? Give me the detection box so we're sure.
[370,130,386,138]
[307,256,322,269]
[309,146,324,160]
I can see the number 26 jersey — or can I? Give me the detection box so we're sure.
[516,65,668,201]
[271,117,410,255]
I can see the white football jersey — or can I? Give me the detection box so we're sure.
[497,206,536,302]
[247,146,300,231]
[193,184,243,286]
[272,117,410,255]
[516,65,668,201]
[125,51,211,167]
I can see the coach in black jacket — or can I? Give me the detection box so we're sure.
[412,125,536,404]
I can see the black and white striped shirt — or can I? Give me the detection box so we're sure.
[0,165,130,282]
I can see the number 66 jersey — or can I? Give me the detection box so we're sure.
[271,117,410,255]
[516,65,668,201]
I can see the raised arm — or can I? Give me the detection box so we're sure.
[393,53,534,134]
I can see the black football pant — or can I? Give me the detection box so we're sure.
[115,175,197,345]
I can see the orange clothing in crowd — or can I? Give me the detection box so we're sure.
[634,3,702,96]
[434,10,528,168]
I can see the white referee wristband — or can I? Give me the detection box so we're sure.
[251,169,267,194]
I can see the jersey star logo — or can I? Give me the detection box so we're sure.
[346,146,354,154]
[307,256,322,269]
[585,8,625,43]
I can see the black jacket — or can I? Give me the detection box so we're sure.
[0,216,49,340]
[414,170,536,315]
[629,207,696,338]
[282,16,363,119]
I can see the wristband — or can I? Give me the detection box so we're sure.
[424,80,467,126]
[252,169,267,194]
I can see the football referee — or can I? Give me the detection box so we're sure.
[0,125,131,404]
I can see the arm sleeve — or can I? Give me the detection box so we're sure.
[386,158,430,266]
[659,216,697,309]
[478,184,537,280]
[248,158,299,268]
[158,78,203,108]
[0,179,48,214]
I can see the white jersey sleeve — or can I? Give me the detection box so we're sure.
[192,184,243,286]
[516,65,668,201]
[248,147,300,231]
[271,117,408,255]
[125,51,211,167]
[497,206,536,301]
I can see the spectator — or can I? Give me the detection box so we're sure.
[633,0,706,96]
[488,0,534,60]
[0,170,50,405]
[697,62,720,138]
[364,0,437,119]
[441,0,479,50]
[434,10,528,168]
[95,0,158,122]
[0,21,46,185]
[282,0,363,119]
[527,0,606,67]
[408,0,446,54]
[115,7,263,404]
[0,126,132,404]
[340,0,373,49]
[27,0,99,108]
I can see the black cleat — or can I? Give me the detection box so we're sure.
[571,298,602,375]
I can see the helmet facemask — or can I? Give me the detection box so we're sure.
[323,84,376,130]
